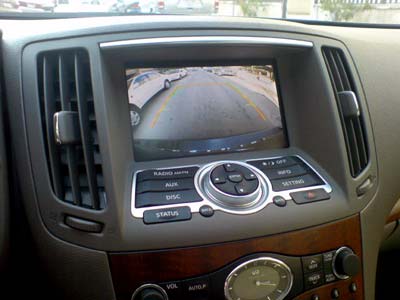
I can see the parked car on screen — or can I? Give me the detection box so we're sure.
[166,0,218,14]
[110,0,165,13]
[0,0,19,9]
[213,67,235,76]
[128,71,173,126]
[18,0,55,11]
[162,69,187,81]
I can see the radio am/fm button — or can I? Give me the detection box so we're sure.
[136,178,195,193]
[271,174,320,192]
[136,190,202,208]
[143,206,191,224]
[137,167,199,182]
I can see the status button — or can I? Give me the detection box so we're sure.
[143,206,191,224]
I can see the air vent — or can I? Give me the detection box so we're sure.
[322,47,369,177]
[38,49,106,209]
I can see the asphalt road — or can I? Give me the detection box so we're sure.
[133,70,282,141]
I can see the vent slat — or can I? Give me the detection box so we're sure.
[58,54,82,205]
[38,49,105,210]
[353,119,368,167]
[75,52,100,210]
[325,49,344,92]
[43,56,64,198]
[333,51,351,91]
[322,47,369,177]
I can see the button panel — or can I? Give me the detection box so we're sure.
[132,156,331,220]
[150,248,356,300]
[248,156,324,192]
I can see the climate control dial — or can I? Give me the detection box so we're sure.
[332,247,361,279]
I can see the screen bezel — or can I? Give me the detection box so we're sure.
[125,59,288,162]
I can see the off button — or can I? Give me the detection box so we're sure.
[143,206,191,224]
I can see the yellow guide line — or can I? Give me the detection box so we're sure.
[226,82,267,121]
[149,81,267,129]
[150,86,181,128]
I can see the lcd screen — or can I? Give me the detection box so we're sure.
[126,65,287,161]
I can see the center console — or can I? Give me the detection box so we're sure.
[18,21,378,300]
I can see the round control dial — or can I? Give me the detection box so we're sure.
[332,247,361,279]
[196,161,268,211]
[131,284,168,300]
[210,163,259,196]
[224,257,293,300]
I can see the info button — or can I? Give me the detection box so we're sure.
[143,206,191,224]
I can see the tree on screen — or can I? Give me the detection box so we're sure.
[320,0,370,22]
[238,0,263,17]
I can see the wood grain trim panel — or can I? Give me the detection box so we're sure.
[109,215,362,299]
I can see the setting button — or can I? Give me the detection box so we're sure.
[302,255,323,273]
[136,190,202,208]
[137,167,199,182]
[263,164,307,180]
[136,178,194,193]
[143,206,191,224]
[271,174,320,191]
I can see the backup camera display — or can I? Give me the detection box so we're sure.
[126,65,287,161]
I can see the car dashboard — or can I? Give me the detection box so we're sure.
[0,15,399,300]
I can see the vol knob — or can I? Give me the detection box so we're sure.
[333,247,361,279]
[132,285,168,300]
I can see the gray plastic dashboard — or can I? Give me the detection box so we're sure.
[1,15,400,300]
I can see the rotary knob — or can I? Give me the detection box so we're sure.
[197,162,268,210]
[132,285,168,300]
[332,247,361,279]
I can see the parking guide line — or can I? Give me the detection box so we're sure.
[225,82,267,121]
[150,85,181,128]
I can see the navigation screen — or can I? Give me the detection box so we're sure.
[126,65,287,161]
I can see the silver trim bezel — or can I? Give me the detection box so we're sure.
[130,155,332,218]
[196,161,269,212]
[224,257,294,300]
[131,283,169,300]
[100,36,314,49]
[332,246,353,280]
